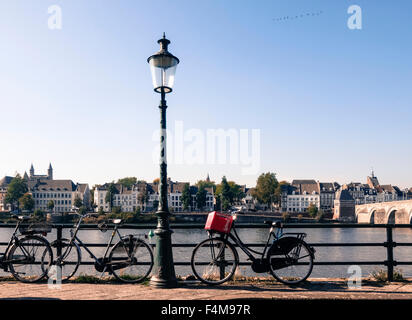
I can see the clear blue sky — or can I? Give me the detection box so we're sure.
[0,0,411,188]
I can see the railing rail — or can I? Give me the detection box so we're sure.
[0,223,411,282]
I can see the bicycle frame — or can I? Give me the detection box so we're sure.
[59,215,122,264]
[212,222,307,264]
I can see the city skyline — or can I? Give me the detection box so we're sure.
[1,1,411,189]
[2,162,410,190]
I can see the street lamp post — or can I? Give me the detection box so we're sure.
[147,33,179,288]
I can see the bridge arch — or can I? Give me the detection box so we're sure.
[408,209,412,224]
[386,208,397,224]
[365,208,377,224]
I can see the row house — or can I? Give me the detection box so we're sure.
[94,179,214,213]
[26,164,90,213]
[285,180,338,213]
[0,176,13,212]
[1,165,90,214]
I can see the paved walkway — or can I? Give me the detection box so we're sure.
[1,278,412,300]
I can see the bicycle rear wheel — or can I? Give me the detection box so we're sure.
[108,237,153,283]
[8,236,53,283]
[268,240,313,285]
[191,237,239,285]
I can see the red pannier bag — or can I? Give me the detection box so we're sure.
[204,211,233,234]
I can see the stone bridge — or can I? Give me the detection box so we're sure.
[356,200,412,224]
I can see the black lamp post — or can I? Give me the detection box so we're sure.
[147,33,179,288]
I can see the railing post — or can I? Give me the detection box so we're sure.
[56,225,63,257]
[385,225,395,282]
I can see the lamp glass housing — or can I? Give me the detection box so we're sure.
[149,54,178,93]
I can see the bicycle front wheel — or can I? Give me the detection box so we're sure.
[268,240,313,285]
[8,236,53,283]
[191,237,239,285]
[51,239,81,282]
[109,238,153,283]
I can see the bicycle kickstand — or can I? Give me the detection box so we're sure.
[99,266,107,280]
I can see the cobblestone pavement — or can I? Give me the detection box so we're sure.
[0,279,412,300]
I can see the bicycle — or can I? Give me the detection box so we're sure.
[191,211,315,285]
[50,209,154,283]
[0,215,53,283]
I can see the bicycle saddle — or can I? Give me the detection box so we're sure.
[112,219,123,225]
[264,221,282,228]
[12,215,30,221]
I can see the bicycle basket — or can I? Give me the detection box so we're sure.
[19,222,52,235]
[204,211,233,234]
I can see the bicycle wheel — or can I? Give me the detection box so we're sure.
[8,235,53,283]
[268,240,313,285]
[51,239,81,282]
[108,237,153,283]
[191,237,239,285]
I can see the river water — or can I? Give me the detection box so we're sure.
[1,226,412,279]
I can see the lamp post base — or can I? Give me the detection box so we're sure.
[150,276,178,288]
[149,210,178,289]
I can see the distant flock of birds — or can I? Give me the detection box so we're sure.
[273,10,323,22]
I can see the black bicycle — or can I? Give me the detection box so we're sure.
[50,210,154,283]
[0,215,53,283]
[191,213,315,285]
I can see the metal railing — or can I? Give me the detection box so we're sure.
[1,223,412,282]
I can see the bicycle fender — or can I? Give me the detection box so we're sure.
[267,237,309,256]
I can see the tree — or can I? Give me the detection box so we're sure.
[152,200,159,212]
[196,185,207,211]
[227,181,245,204]
[274,181,291,208]
[74,195,83,208]
[181,183,191,211]
[117,177,137,189]
[215,176,243,211]
[307,203,319,218]
[5,174,28,210]
[196,180,215,191]
[112,206,121,214]
[137,184,149,211]
[19,193,35,212]
[105,183,119,208]
[252,172,279,210]
[47,200,55,212]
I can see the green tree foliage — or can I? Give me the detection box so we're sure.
[252,172,279,208]
[74,195,83,208]
[274,181,291,207]
[196,185,207,211]
[181,183,191,211]
[215,176,244,210]
[307,203,319,218]
[19,193,35,211]
[5,174,28,209]
[112,206,121,214]
[105,183,119,208]
[152,200,159,212]
[47,200,55,212]
[33,209,45,220]
[117,177,137,189]
[196,180,216,191]
[137,184,149,211]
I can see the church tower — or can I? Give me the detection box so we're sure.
[48,163,53,180]
[30,164,34,178]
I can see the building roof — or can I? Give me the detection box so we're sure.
[0,176,13,188]
[336,189,355,201]
[292,180,319,194]
[28,179,77,192]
